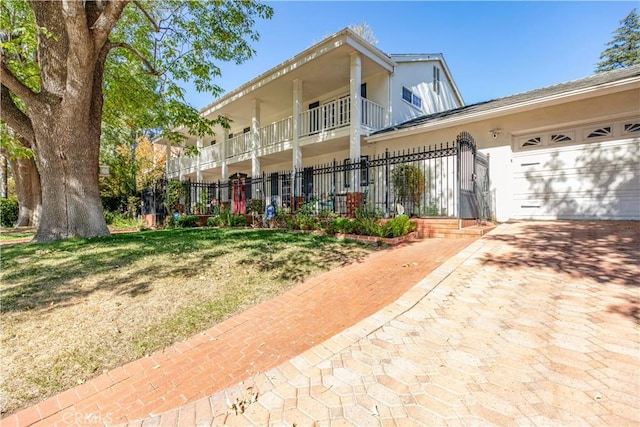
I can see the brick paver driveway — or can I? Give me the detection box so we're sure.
[137,221,639,426]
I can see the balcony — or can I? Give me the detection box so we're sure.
[169,97,385,176]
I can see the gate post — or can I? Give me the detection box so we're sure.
[456,135,462,229]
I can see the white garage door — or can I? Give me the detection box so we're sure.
[512,120,640,220]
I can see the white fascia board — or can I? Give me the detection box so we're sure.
[438,54,465,106]
[201,28,395,118]
[345,34,395,72]
[366,77,640,143]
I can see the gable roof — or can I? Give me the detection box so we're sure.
[369,64,640,139]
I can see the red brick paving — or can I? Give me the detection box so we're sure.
[2,236,474,426]
[131,220,639,426]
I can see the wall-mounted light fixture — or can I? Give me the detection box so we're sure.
[489,128,502,139]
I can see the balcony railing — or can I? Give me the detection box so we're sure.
[300,96,351,137]
[361,98,385,130]
[261,116,293,147]
[168,96,386,176]
[226,132,252,158]
[200,144,221,165]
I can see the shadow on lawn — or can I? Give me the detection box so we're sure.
[480,220,640,322]
[0,228,372,314]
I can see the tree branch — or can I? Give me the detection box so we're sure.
[61,0,91,48]
[133,0,159,32]
[0,56,40,109]
[1,85,35,144]
[90,0,129,51]
[109,41,158,75]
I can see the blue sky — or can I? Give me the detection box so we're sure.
[182,1,637,109]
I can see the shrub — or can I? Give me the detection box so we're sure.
[248,199,263,214]
[382,214,417,238]
[229,214,246,227]
[325,217,352,235]
[0,198,19,227]
[104,211,143,229]
[175,215,198,228]
[206,216,222,227]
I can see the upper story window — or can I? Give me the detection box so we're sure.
[402,86,422,109]
[433,66,441,95]
[402,86,412,103]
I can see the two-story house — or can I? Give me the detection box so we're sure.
[158,27,463,186]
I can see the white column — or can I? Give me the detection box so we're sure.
[350,52,362,161]
[196,137,203,182]
[178,147,184,181]
[221,128,229,181]
[292,79,303,171]
[386,71,392,127]
[349,52,362,189]
[251,99,261,178]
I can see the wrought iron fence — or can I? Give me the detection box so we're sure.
[142,132,491,225]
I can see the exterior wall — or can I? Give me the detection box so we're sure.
[368,88,640,222]
[390,61,462,125]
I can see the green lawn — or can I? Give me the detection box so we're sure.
[0,227,375,416]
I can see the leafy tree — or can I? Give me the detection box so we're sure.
[391,164,425,216]
[100,134,164,216]
[595,8,640,72]
[0,0,272,242]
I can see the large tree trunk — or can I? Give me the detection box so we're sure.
[1,1,129,242]
[31,99,109,242]
[10,138,42,227]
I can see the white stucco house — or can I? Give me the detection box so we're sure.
[157,27,640,222]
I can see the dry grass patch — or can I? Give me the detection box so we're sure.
[0,227,375,415]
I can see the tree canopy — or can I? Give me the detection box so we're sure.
[595,8,640,72]
[0,0,272,242]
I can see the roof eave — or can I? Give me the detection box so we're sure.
[366,76,640,143]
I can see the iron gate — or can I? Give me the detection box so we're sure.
[457,131,491,221]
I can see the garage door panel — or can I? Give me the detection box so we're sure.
[513,167,638,197]
[512,139,640,220]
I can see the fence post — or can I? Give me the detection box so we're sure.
[332,159,337,214]
[384,149,390,217]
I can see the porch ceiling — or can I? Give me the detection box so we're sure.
[201,43,390,127]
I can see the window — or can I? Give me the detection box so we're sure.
[624,123,640,134]
[550,134,573,144]
[402,86,422,109]
[521,137,541,148]
[402,87,412,103]
[433,66,441,95]
[586,126,611,139]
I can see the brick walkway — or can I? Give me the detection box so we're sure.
[132,221,638,426]
[1,235,473,426]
